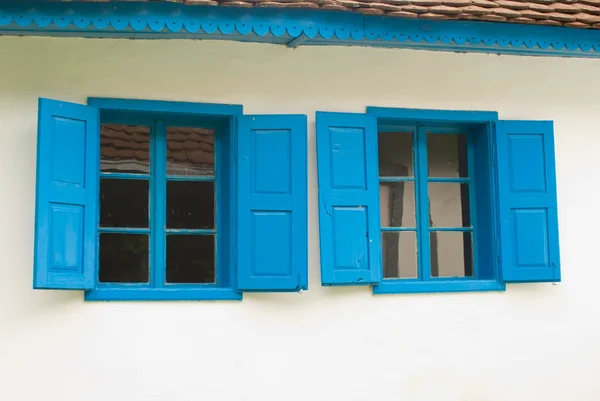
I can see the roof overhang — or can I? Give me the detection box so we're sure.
[3,1,600,58]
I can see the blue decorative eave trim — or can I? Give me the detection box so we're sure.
[4,1,600,58]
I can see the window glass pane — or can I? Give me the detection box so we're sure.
[379,182,416,228]
[100,124,150,174]
[99,234,149,283]
[382,231,418,279]
[429,183,470,228]
[167,127,215,177]
[378,131,414,177]
[166,235,215,283]
[427,133,468,178]
[166,181,215,229]
[430,232,473,278]
[100,179,149,228]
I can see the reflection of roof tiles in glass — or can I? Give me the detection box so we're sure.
[101,124,214,176]
[60,0,600,30]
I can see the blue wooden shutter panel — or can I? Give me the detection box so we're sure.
[316,112,382,286]
[34,98,99,289]
[496,120,561,283]
[236,115,308,292]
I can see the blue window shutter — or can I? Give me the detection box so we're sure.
[316,112,381,286]
[236,115,308,292]
[34,98,99,290]
[495,120,561,283]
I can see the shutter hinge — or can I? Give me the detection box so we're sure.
[296,273,304,293]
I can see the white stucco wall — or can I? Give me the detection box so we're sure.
[0,36,598,401]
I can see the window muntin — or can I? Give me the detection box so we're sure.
[98,119,224,288]
[378,125,477,282]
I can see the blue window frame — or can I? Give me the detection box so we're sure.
[33,97,309,301]
[371,108,503,294]
[317,107,561,294]
[85,98,241,301]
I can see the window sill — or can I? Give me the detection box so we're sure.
[373,279,505,294]
[84,287,243,301]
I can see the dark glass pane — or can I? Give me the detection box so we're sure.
[99,234,149,283]
[429,183,470,228]
[100,179,149,228]
[427,133,468,178]
[100,124,150,174]
[430,232,473,278]
[167,127,215,176]
[166,235,215,283]
[378,131,414,177]
[382,231,418,279]
[166,181,214,229]
[379,182,416,228]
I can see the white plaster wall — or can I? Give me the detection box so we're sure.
[0,36,598,401]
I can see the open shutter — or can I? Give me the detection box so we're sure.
[496,120,561,283]
[316,112,381,286]
[34,98,99,289]
[236,115,308,292]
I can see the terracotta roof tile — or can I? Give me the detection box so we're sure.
[575,11,600,20]
[355,6,386,13]
[320,3,348,9]
[546,10,578,19]
[471,0,497,8]
[565,19,592,24]
[551,2,580,11]
[64,0,600,30]
[528,2,554,10]
[537,17,563,23]
[495,0,529,9]
[459,5,489,13]
[387,9,421,15]
[410,0,444,6]
[521,9,550,17]
[509,15,538,22]
[419,10,453,17]
[479,12,509,19]
[491,6,522,16]
[399,4,430,12]
[455,11,480,17]
[369,3,406,11]
[430,4,464,13]
[441,0,473,6]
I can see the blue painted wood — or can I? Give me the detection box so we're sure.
[316,112,381,286]
[472,122,498,281]
[34,98,99,290]
[2,2,600,58]
[85,287,242,301]
[495,120,561,283]
[373,279,504,294]
[415,127,430,281]
[428,177,470,183]
[236,115,308,292]
[217,115,235,288]
[85,100,239,301]
[88,97,243,117]
[165,229,217,235]
[372,109,500,294]
[367,107,498,123]
[166,175,215,181]
[99,172,150,180]
[152,119,166,289]
[98,227,151,234]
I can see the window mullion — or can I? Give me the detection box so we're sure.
[416,127,431,281]
[466,133,478,279]
[153,120,167,288]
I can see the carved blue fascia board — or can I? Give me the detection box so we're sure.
[2,1,600,57]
